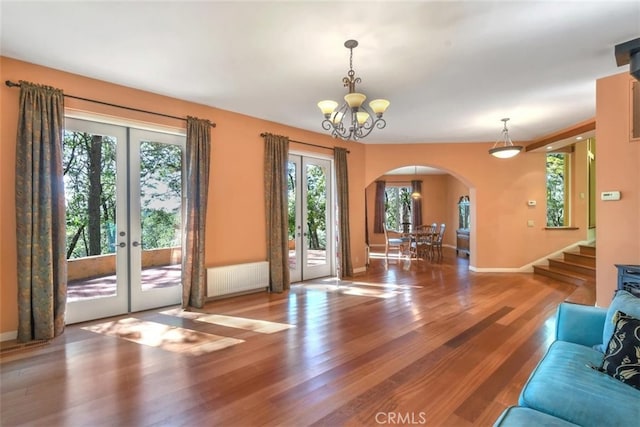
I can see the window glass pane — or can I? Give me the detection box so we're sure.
[63,130,117,301]
[546,153,568,226]
[384,186,411,231]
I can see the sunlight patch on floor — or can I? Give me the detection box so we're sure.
[162,309,295,333]
[82,318,244,356]
[298,283,400,299]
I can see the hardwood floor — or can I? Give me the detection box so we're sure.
[1,248,594,426]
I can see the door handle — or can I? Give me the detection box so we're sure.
[118,242,126,248]
[132,241,140,247]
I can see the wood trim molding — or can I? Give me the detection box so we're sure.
[525,119,596,152]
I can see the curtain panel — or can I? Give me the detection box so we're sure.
[182,116,212,309]
[373,180,386,233]
[411,180,423,227]
[15,81,67,342]
[334,147,353,278]
[263,133,290,293]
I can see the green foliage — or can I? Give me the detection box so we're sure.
[141,209,180,249]
[63,131,117,258]
[286,161,327,250]
[305,164,326,250]
[546,153,566,226]
[287,161,297,240]
[139,141,182,250]
[385,186,411,230]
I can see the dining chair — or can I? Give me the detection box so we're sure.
[428,223,446,261]
[383,225,410,258]
[413,224,430,259]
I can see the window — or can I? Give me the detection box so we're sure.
[546,153,570,226]
[385,186,411,230]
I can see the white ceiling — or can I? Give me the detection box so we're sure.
[1,1,639,145]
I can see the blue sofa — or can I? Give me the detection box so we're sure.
[495,291,640,427]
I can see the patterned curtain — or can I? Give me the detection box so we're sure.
[334,148,353,277]
[373,180,386,233]
[263,133,290,292]
[15,81,67,342]
[182,117,212,309]
[411,180,423,228]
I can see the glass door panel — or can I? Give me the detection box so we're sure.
[130,129,183,311]
[64,119,128,324]
[302,157,331,279]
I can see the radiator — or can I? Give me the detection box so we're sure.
[207,261,269,298]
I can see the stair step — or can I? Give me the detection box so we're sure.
[533,265,593,286]
[579,244,596,256]
[563,251,596,268]
[549,258,596,277]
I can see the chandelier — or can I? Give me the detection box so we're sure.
[489,118,523,158]
[317,40,390,141]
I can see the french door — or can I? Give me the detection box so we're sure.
[288,154,334,282]
[64,118,184,324]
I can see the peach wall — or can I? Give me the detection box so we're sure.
[0,57,366,334]
[365,143,589,270]
[595,72,640,307]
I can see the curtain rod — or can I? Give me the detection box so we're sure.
[260,133,349,153]
[5,80,216,128]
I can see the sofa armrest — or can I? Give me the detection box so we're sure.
[555,302,606,347]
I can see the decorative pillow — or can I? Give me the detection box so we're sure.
[597,290,640,352]
[598,311,640,390]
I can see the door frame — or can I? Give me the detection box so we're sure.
[64,115,185,324]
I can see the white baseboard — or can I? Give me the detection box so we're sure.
[470,267,523,273]
[1,330,17,342]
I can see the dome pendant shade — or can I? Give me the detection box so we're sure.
[344,93,366,108]
[317,100,339,116]
[489,145,523,158]
[369,99,390,116]
[489,118,524,158]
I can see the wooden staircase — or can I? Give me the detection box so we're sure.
[533,244,596,286]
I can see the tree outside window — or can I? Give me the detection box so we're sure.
[385,186,411,231]
[546,153,569,227]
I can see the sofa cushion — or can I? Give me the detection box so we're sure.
[599,311,640,390]
[493,406,580,427]
[597,290,640,352]
[519,340,640,427]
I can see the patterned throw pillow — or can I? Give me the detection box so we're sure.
[599,311,640,390]
[598,290,640,353]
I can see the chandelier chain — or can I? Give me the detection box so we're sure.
[349,46,354,73]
